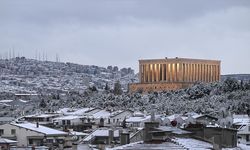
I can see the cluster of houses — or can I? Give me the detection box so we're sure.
[0,107,250,149]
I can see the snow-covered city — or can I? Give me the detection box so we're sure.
[1,0,250,150]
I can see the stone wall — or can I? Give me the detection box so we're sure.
[129,82,192,93]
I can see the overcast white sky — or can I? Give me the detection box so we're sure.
[0,0,250,74]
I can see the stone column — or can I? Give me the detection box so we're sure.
[170,63,173,82]
[189,64,192,82]
[151,64,153,82]
[168,63,170,82]
[201,64,204,82]
[145,64,148,82]
[172,63,175,82]
[210,65,213,82]
[193,64,196,82]
[207,64,210,82]
[166,63,169,82]
[161,64,164,81]
[195,64,198,81]
[186,63,189,82]
[157,64,160,82]
[148,64,151,82]
[198,64,201,81]
[139,64,142,83]
[158,64,161,82]
[205,64,208,82]
[175,63,178,82]
[182,63,185,82]
[218,65,220,81]
[211,65,214,82]
[143,64,146,83]
[179,63,183,82]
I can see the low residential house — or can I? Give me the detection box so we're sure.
[192,114,218,125]
[0,138,17,150]
[83,108,102,116]
[82,128,120,145]
[69,130,89,142]
[233,114,250,129]
[237,123,250,145]
[90,110,112,128]
[0,117,15,125]
[0,122,68,148]
[126,112,151,128]
[53,115,93,131]
[186,126,237,148]
[22,113,61,127]
[58,107,95,116]
[108,110,133,126]
[166,114,185,127]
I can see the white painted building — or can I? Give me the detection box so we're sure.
[108,110,133,126]
[53,115,86,126]
[238,124,250,145]
[0,122,68,147]
[126,112,151,128]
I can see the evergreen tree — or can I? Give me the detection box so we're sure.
[114,80,122,95]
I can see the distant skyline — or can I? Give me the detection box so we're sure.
[0,0,250,74]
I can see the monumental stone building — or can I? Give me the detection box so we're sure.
[129,57,221,92]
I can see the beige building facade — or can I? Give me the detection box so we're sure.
[129,57,221,92]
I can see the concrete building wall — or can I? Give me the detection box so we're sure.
[0,124,44,147]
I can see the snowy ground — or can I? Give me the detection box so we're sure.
[172,137,213,150]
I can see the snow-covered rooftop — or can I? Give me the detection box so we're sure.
[172,137,213,149]
[54,115,83,120]
[166,114,182,121]
[24,113,60,118]
[0,138,17,144]
[11,122,67,136]
[83,128,119,142]
[65,108,94,116]
[233,114,250,125]
[0,100,13,103]
[126,115,151,123]
[70,131,89,136]
[92,110,111,119]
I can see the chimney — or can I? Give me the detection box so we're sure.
[120,133,130,145]
[36,122,39,128]
[108,129,114,145]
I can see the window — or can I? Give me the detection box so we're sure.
[11,129,16,135]
[246,135,249,142]
[0,129,4,136]
[67,120,71,125]
[46,139,53,143]
[29,139,33,145]
[62,120,65,125]
[113,119,115,123]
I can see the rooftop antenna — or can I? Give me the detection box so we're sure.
[5,51,8,59]
[12,48,15,58]
[38,52,41,61]
[56,53,58,62]
[45,52,48,61]
[35,50,37,60]
[8,49,11,59]
[42,51,45,61]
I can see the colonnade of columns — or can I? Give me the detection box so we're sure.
[139,63,220,83]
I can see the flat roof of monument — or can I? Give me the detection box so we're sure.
[139,57,221,64]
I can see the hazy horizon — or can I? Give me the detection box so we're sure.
[0,0,250,74]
